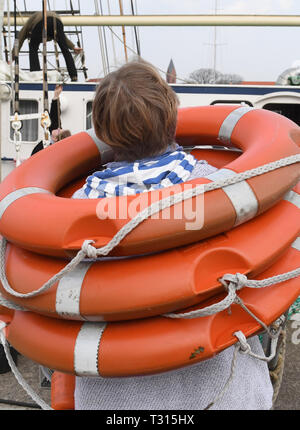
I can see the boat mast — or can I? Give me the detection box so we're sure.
[213,0,218,82]
[94,0,108,76]
[41,0,51,149]
[130,0,140,56]
[106,0,117,67]
[118,0,128,62]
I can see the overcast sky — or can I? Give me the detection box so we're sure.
[6,0,300,82]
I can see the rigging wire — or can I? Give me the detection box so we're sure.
[6,0,13,99]
[51,0,62,75]
[0,0,3,60]
[130,0,140,56]
[106,0,117,67]
[2,25,8,62]
[70,0,88,79]
[41,0,51,149]
[42,0,49,113]
[13,0,19,114]
[118,0,128,62]
[105,25,189,84]
[94,0,108,76]
[99,0,110,73]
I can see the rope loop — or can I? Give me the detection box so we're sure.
[234,330,280,363]
[219,273,248,292]
[234,331,252,354]
[11,117,22,131]
[81,239,97,259]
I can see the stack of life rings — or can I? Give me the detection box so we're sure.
[0,105,299,410]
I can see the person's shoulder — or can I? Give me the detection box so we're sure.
[31,141,44,156]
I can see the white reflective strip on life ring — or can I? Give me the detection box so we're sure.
[218,106,255,144]
[0,187,51,220]
[86,129,114,164]
[292,237,300,251]
[284,189,300,209]
[56,262,93,320]
[74,322,107,376]
[205,168,258,226]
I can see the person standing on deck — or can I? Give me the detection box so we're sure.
[12,11,82,82]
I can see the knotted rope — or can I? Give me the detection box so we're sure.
[164,269,300,324]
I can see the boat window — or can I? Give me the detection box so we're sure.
[86,101,93,129]
[210,100,253,106]
[263,103,300,126]
[10,100,39,142]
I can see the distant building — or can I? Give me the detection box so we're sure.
[166,59,176,83]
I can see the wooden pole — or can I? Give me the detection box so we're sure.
[5,14,300,27]
[118,0,128,62]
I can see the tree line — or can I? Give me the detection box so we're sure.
[187,68,243,84]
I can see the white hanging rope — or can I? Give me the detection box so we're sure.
[234,330,279,362]
[204,340,241,410]
[204,323,283,410]
[0,321,53,410]
[11,113,22,167]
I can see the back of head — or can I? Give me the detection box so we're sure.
[57,129,71,141]
[92,59,179,162]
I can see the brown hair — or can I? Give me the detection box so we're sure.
[57,129,71,141]
[92,59,179,162]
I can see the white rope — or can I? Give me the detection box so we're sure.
[11,113,22,167]
[204,327,281,410]
[0,291,27,310]
[234,330,279,362]
[0,154,299,301]
[204,342,240,410]
[0,321,53,410]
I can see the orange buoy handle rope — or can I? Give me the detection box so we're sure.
[164,247,300,324]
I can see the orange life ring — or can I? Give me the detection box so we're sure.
[4,241,300,377]
[1,182,299,321]
[0,106,299,258]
